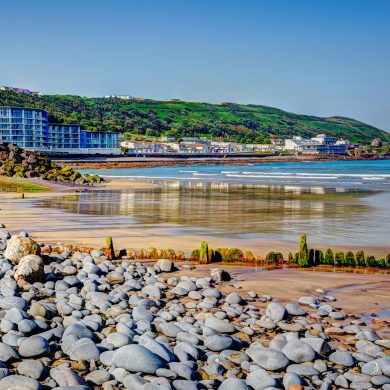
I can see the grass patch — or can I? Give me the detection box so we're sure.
[0,180,49,193]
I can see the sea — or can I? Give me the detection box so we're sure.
[81,160,390,190]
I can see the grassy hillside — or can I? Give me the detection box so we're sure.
[1,91,389,144]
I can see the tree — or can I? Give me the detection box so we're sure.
[199,241,209,264]
[356,250,366,267]
[334,251,345,266]
[345,251,355,267]
[298,234,309,267]
[324,248,334,265]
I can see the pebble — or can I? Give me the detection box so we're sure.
[265,302,286,322]
[0,224,388,389]
[246,345,289,371]
[282,339,316,363]
[18,336,50,357]
[112,344,165,374]
[17,360,45,380]
[329,351,355,367]
[0,375,41,390]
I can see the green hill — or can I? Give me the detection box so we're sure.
[1,91,388,144]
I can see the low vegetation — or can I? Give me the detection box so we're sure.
[290,235,390,268]
[0,179,48,193]
[188,235,389,268]
[1,90,389,143]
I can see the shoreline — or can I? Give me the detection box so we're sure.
[0,177,389,258]
[56,154,390,170]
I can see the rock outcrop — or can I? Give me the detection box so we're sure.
[0,143,104,185]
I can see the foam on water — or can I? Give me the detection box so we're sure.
[81,160,390,190]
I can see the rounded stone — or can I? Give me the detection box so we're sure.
[14,255,44,283]
[17,360,45,380]
[112,344,165,374]
[246,368,278,390]
[4,235,41,264]
[18,336,50,357]
[286,303,306,316]
[0,375,41,390]
[286,364,320,376]
[0,296,28,311]
[225,292,243,305]
[204,335,233,352]
[0,342,19,363]
[205,317,236,334]
[67,338,100,361]
[246,346,289,371]
[266,302,286,322]
[156,259,174,272]
[282,339,316,363]
[85,370,111,386]
[283,372,302,388]
[329,351,355,367]
[218,377,250,390]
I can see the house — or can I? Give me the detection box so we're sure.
[121,141,164,154]
[284,134,349,154]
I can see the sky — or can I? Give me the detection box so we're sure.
[1,0,390,131]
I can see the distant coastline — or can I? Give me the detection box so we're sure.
[57,152,390,170]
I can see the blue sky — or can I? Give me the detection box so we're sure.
[1,0,390,131]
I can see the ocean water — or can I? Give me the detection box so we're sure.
[19,159,379,254]
[81,160,390,190]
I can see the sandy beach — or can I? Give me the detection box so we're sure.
[1,177,389,328]
[172,264,390,319]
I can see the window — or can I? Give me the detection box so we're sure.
[11,109,23,117]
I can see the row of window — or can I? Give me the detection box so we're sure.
[1,107,119,149]
[0,109,47,119]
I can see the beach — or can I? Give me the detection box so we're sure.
[2,160,390,258]
[0,162,390,389]
[1,162,390,320]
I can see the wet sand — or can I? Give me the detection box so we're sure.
[1,177,390,257]
[1,198,389,258]
[0,177,389,331]
[172,265,390,326]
